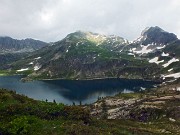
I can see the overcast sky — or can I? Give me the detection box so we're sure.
[0,0,180,42]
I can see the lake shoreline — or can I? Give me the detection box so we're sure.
[23,75,162,83]
[0,70,162,83]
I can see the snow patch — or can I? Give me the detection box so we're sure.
[121,89,133,93]
[34,57,41,60]
[17,68,29,72]
[149,57,164,64]
[128,53,135,57]
[149,57,158,63]
[162,58,179,67]
[172,87,179,91]
[168,68,173,72]
[132,48,136,51]
[34,65,41,71]
[169,118,176,122]
[129,48,133,52]
[129,41,133,44]
[133,44,153,54]
[140,87,146,91]
[157,45,165,49]
[161,52,169,56]
[164,72,180,79]
[29,62,33,65]
[166,79,177,83]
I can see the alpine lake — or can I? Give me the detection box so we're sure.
[0,75,159,105]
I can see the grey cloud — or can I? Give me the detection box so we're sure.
[0,0,179,42]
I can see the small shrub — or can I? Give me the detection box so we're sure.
[8,116,33,134]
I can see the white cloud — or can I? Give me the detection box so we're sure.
[0,0,179,42]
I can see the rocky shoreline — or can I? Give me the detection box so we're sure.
[87,83,180,125]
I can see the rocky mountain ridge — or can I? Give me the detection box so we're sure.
[0,36,48,53]
[0,36,48,69]
[2,26,180,82]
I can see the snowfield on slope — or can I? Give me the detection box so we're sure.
[149,57,164,64]
[34,65,41,71]
[163,72,180,79]
[168,68,173,72]
[17,68,29,72]
[161,52,169,57]
[133,45,153,54]
[162,58,179,67]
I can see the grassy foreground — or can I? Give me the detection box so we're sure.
[0,87,180,135]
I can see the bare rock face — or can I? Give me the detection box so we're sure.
[0,36,48,53]
[134,26,178,45]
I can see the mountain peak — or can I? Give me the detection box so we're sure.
[64,30,127,47]
[134,26,178,45]
[141,26,165,36]
[65,30,94,40]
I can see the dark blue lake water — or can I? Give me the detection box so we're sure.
[0,76,158,105]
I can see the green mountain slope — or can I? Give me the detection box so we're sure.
[10,31,161,80]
